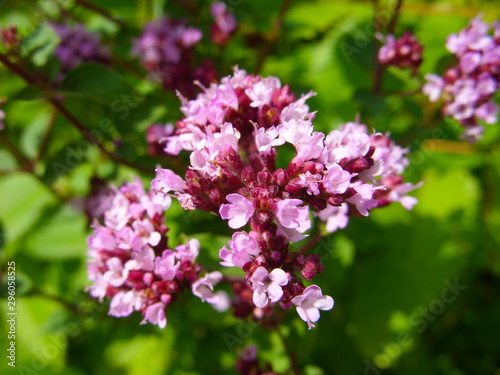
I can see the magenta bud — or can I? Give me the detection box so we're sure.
[241,165,255,183]
[327,195,344,206]
[257,170,273,185]
[269,250,282,263]
[309,197,327,211]
[293,254,306,269]
[273,168,288,186]
[209,189,222,207]
[287,157,304,176]
[285,177,303,194]
[343,157,369,173]
[303,161,316,173]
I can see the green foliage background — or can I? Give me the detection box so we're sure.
[1,0,500,374]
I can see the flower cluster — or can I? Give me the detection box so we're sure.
[86,178,227,328]
[210,2,237,46]
[423,16,500,142]
[151,68,419,328]
[132,16,216,97]
[378,31,423,74]
[52,23,110,72]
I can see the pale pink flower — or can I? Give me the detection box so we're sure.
[154,250,179,281]
[346,182,379,216]
[251,267,288,308]
[219,193,255,229]
[322,164,353,194]
[151,168,187,194]
[317,203,349,233]
[422,74,444,102]
[292,285,334,329]
[219,231,260,268]
[273,199,310,230]
[175,239,200,263]
[192,271,223,304]
[141,302,167,328]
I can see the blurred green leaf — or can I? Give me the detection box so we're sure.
[60,64,133,105]
[23,204,87,260]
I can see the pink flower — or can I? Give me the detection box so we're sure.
[192,271,223,304]
[299,171,322,196]
[253,125,285,155]
[245,76,281,108]
[219,231,260,268]
[475,101,498,124]
[277,119,313,145]
[292,285,334,330]
[151,168,187,194]
[104,257,129,287]
[109,291,140,318]
[219,193,255,229]
[251,267,288,308]
[460,51,482,74]
[141,302,167,328]
[88,226,116,250]
[273,198,310,230]
[181,27,202,47]
[175,239,200,263]
[132,219,161,246]
[154,250,179,281]
[317,203,349,233]
[422,74,444,102]
[296,132,325,161]
[346,182,379,216]
[177,193,196,210]
[323,164,353,194]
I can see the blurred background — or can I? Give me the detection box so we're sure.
[1,0,500,374]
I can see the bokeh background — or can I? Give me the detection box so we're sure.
[1,0,500,374]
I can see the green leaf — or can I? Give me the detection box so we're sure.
[60,64,133,105]
[12,85,43,101]
[0,174,56,249]
[23,204,88,260]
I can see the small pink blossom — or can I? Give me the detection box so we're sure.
[154,250,179,281]
[422,74,444,102]
[277,119,313,145]
[219,194,255,229]
[219,231,260,268]
[152,168,187,194]
[109,291,140,318]
[346,183,379,216]
[192,271,223,304]
[177,193,196,210]
[296,132,325,161]
[245,76,281,108]
[317,203,349,233]
[299,171,322,196]
[273,199,310,230]
[141,302,167,328]
[323,164,353,194]
[175,239,200,263]
[292,285,334,329]
[254,125,285,155]
[251,267,288,308]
